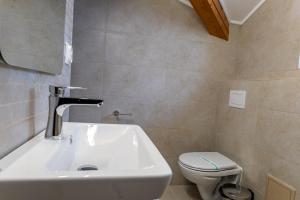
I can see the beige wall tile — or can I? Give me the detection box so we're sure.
[73,30,106,64]
[216,0,300,199]
[237,0,300,81]
[103,64,166,102]
[161,185,202,200]
[74,0,107,32]
[165,69,220,103]
[170,185,202,200]
[256,110,300,166]
[261,79,300,113]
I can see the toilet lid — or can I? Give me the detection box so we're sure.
[179,152,237,172]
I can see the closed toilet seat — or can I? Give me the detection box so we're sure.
[178,152,243,200]
[179,152,238,172]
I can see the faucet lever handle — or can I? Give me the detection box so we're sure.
[67,86,87,90]
[49,85,87,96]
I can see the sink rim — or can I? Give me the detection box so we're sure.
[0,122,172,182]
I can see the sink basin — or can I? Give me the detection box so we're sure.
[0,122,172,200]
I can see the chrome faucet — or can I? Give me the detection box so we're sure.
[45,85,103,138]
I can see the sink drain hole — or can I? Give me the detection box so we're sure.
[77,165,98,171]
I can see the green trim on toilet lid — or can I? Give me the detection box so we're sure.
[198,155,219,170]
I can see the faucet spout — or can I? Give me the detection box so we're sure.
[45,86,103,138]
[56,98,103,116]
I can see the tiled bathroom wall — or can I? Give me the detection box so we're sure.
[0,0,74,158]
[0,0,298,198]
[70,0,238,184]
[71,0,300,196]
[215,0,300,199]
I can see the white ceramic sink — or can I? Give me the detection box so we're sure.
[0,122,172,200]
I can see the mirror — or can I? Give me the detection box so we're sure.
[0,0,69,75]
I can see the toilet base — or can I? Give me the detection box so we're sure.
[196,184,222,200]
[196,175,242,200]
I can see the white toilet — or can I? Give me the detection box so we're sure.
[178,152,242,200]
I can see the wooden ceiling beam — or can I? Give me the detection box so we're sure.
[189,0,229,40]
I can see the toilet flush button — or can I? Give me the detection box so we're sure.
[229,90,246,109]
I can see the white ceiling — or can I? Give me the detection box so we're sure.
[219,0,266,25]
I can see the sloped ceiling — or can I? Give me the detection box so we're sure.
[219,0,266,25]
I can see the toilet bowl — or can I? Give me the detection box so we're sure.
[178,152,242,200]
